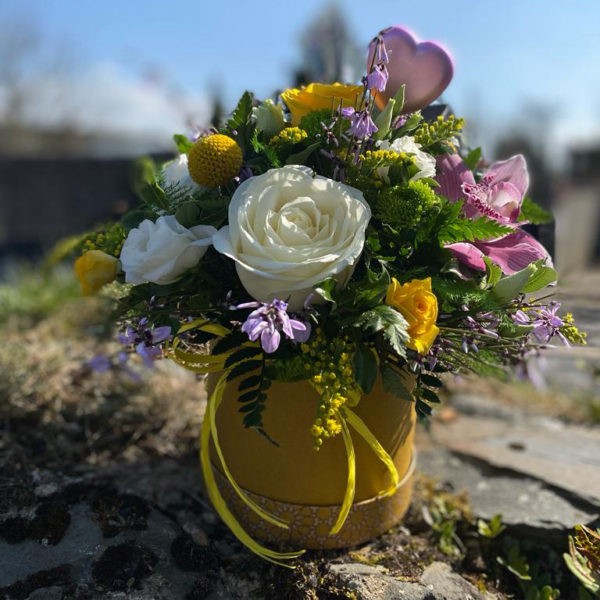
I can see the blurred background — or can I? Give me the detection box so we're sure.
[0,0,599,274]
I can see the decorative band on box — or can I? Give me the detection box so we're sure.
[212,449,416,550]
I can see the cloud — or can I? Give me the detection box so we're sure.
[0,62,211,151]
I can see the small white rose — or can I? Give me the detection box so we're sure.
[378,136,436,181]
[120,215,216,285]
[213,165,371,310]
[162,154,202,191]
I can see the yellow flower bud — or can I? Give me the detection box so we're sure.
[74,250,119,296]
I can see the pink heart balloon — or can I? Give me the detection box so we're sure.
[368,26,454,113]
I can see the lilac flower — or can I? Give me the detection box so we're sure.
[88,354,111,373]
[237,299,310,354]
[346,109,378,139]
[366,63,389,93]
[513,302,565,344]
[118,318,172,367]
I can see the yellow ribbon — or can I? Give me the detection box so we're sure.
[200,368,305,567]
[329,411,356,535]
[175,321,406,565]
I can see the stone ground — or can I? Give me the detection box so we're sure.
[0,272,598,599]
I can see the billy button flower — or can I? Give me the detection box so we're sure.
[187,134,243,187]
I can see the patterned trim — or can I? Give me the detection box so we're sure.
[213,448,416,550]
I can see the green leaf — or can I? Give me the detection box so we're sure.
[226,90,254,132]
[226,359,262,382]
[438,215,514,244]
[519,197,554,225]
[463,147,482,170]
[224,346,261,368]
[212,331,249,355]
[314,278,338,305]
[522,264,557,293]
[238,375,261,391]
[497,322,534,338]
[225,90,255,154]
[381,365,413,401]
[420,373,443,388]
[391,84,406,118]
[353,343,378,394]
[491,264,536,304]
[355,305,409,357]
[285,142,322,165]
[483,257,503,289]
[238,388,260,403]
[373,98,395,140]
[420,388,441,403]
[173,134,193,154]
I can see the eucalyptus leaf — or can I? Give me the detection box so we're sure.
[374,98,395,140]
[522,264,557,293]
[491,264,536,304]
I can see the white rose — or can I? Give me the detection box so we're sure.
[162,154,201,191]
[378,136,436,181]
[213,165,371,311]
[120,215,216,285]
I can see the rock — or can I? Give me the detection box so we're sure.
[421,562,484,599]
[0,476,210,599]
[328,562,485,600]
[430,395,600,507]
[418,447,599,543]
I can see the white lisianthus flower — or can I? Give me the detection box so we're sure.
[120,215,216,285]
[213,165,371,310]
[162,154,202,191]
[251,99,286,140]
[378,136,436,181]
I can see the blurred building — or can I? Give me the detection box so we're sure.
[554,144,600,274]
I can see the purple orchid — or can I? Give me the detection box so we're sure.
[237,299,310,354]
[436,153,552,274]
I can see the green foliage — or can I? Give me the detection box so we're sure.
[413,115,465,153]
[498,542,561,599]
[477,513,507,539]
[353,343,378,394]
[0,264,81,325]
[224,90,256,155]
[422,495,468,558]
[464,147,482,170]
[354,305,409,357]
[436,200,514,244]
[375,180,439,230]
[173,134,193,154]
[519,197,554,225]
[563,525,600,595]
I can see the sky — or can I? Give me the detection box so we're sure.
[1,0,599,167]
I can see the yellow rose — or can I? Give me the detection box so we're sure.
[385,277,440,354]
[281,82,364,126]
[74,250,119,296]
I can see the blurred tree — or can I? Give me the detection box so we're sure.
[0,10,85,156]
[295,3,363,86]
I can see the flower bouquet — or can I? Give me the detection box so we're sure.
[74,26,585,565]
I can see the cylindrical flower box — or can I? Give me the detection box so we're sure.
[207,372,417,549]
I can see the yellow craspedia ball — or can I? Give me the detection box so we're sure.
[187,134,243,187]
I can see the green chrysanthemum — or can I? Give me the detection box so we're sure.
[376,180,439,229]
